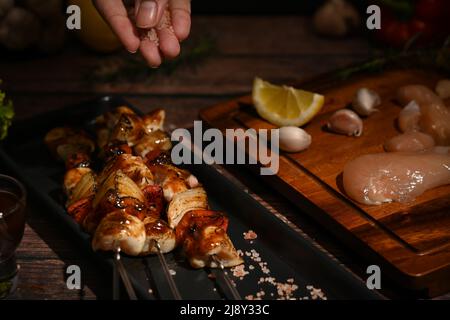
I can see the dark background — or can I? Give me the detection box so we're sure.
[191,0,367,14]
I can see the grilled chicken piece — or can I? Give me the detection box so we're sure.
[85,170,146,233]
[140,216,176,254]
[175,210,229,243]
[149,164,200,201]
[142,109,165,133]
[96,106,136,130]
[175,210,241,268]
[44,127,95,161]
[142,185,165,218]
[144,150,172,165]
[46,128,92,169]
[102,140,133,161]
[67,197,93,225]
[183,225,243,269]
[98,154,154,189]
[134,130,172,159]
[92,210,146,256]
[167,188,208,228]
[109,113,146,146]
[95,106,136,148]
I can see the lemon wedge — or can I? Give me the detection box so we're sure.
[68,0,121,53]
[252,77,325,127]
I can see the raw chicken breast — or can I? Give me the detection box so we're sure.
[397,85,450,145]
[397,85,444,107]
[384,131,435,152]
[343,152,450,205]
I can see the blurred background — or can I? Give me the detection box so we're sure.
[0,0,449,300]
[0,0,449,125]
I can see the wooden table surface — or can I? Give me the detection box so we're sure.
[1,15,447,300]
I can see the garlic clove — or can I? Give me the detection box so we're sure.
[279,126,312,153]
[352,88,381,116]
[326,109,363,137]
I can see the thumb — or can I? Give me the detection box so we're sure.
[135,0,169,29]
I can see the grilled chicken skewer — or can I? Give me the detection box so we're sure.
[45,106,243,271]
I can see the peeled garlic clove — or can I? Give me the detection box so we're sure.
[279,126,312,153]
[327,109,363,137]
[352,88,381,116]
[435,79,450,100]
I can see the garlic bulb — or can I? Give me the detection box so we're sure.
[327,109,363,137]
[279,126,312,153]
[313,0,360,37]
[0,7,42,50]
[352,88,381,116]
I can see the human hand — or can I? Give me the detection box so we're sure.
[93,0,191,67]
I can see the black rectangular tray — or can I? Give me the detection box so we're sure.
[0,96,381,300]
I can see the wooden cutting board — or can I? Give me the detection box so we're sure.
[200,68,450,297]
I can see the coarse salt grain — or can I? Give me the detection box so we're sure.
[231,264,249,278]
[243,230,258,240]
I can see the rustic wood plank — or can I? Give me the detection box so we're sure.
[200,68,450,297]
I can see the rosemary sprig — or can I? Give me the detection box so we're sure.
[336,38,450,80]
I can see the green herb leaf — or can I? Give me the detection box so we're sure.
[0,82,14,140]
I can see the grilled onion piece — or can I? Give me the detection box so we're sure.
[92,211,146,256]
[93,169,144,208]
[85,170,146,233]
[67,170,96,207]
[64,167,93,197]
[98,154,154,189]
[167,188,208,228]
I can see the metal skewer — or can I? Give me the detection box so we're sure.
[152,240,182,300]
[113,247,138,300]
[212,255,242,300]
[112,260,120,300]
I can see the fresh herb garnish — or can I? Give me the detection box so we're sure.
[0,81,14,140]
